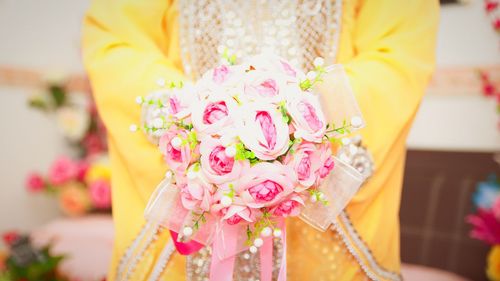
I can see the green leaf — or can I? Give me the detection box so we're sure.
[49,85,66,107]
[28,98,49,111]
[299,79,312,91]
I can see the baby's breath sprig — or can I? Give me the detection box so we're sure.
[245,211,281,253]
[191,211,207,231]
[218,46,237,65]
[299,57,327,91]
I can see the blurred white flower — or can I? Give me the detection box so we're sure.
[55,106,90,142]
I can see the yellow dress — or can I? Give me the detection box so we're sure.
[82,0,439,280]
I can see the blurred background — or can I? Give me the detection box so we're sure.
[0,0,499,281]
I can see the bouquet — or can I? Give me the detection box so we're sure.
[123,53,366,281]
[26,155,112,216]
[467,175,500,280]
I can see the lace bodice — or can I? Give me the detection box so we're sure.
[178,0,342,80]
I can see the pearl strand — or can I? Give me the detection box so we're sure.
[148,240,176,281]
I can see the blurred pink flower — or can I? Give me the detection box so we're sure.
[83,133,106,156]
[49,156,77,185]
[213,65,230,84]
[75,161,90,182]
[467,209,500,245]
[26,172,45,192]
[493,197,500,221]
[89,180,112,209]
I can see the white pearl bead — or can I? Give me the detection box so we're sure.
[313,57,325,67]
[171,137,182,149]
[350,116,363,128]
[225,146,236,158]
[253,238,264,248]
[135,96,143,104]
[249,246,258,254]
[153,118,164,129]
[156,78,166,87]
[220,195,232,207]
[165,170,173,179]
[183,227,193,237]
[129,124,138,132]
[318,192,326,201]
[273,229,282,238]
[261,227,272,237]
[310,195,317,203]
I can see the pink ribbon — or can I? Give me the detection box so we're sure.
[209,224,239,281]
[260,236,273,281]
[169,230,204,255]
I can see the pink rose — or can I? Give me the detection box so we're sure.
[243,71,289,104]
[159,127,197,174]
[49,156,77,185]
[89,180,112,209]
[287,92,327,143]
[280,60,298,77]
[238,162,296,208]
[165,85,197,120]
[315,143,335,184]
[242,54,299,75]
[200,137,249,184]
[26,173,45,192]
[220,205,254,225]
[213,65,230,84]
[283,142,320,188]
[211,192,257,225]
[180,174,215,212]
[197,65,245,100]
[271,195,304,217]
[237,102,290,160]
[191,94,237,135]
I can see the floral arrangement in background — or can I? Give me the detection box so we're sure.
[485,0,500,32]
[28,76,107,156]
[0,231,67,281]
[26,156,111,216]
[467,175,500,281]
[26,76,111,216]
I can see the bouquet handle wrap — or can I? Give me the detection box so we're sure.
[316,64,365,133]
[299,156,365,231]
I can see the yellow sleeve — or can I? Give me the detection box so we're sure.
[346,0,439,165]
[82,0,184,202]
[322,0,439,190]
